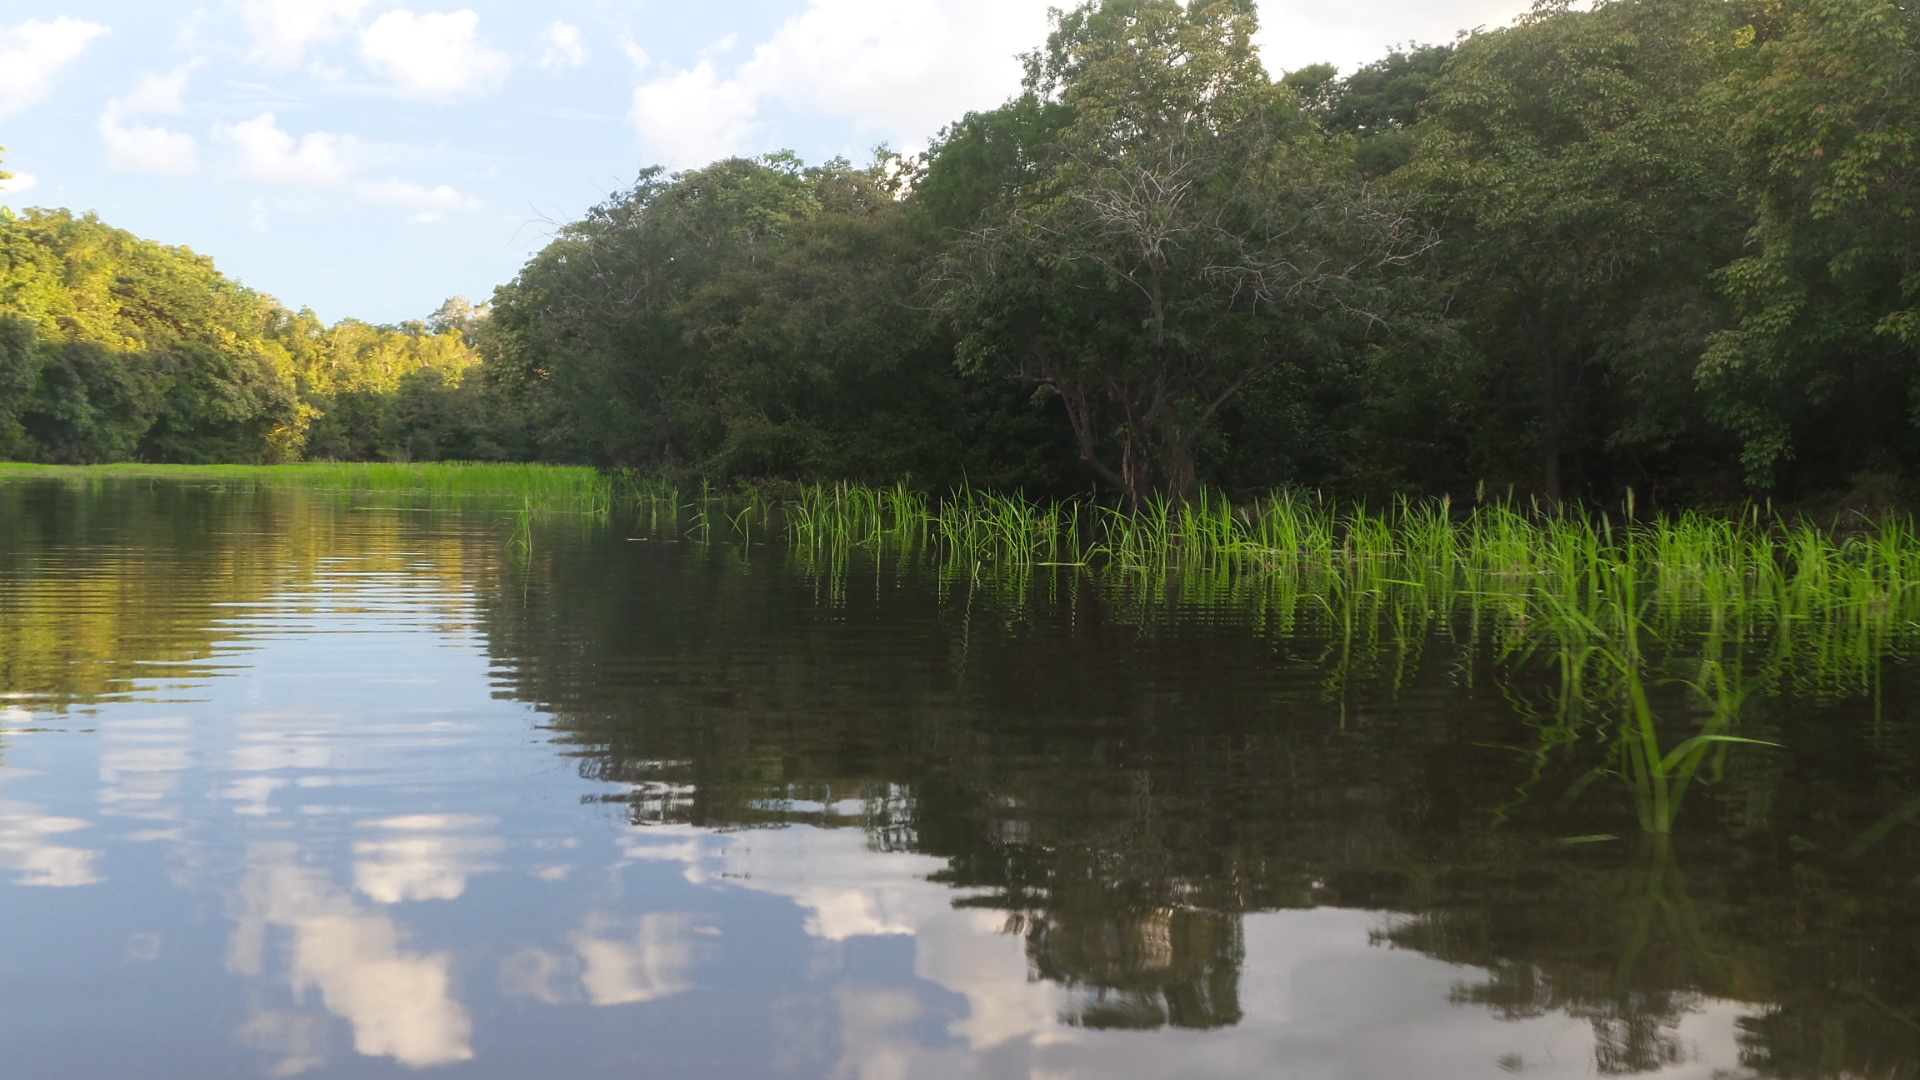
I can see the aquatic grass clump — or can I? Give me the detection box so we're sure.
[747,483,1920,837]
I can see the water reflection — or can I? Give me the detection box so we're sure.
[229,841,475,1070]
[0,480,1917,1077]
[0,797,99,886]
[352,815,502,903]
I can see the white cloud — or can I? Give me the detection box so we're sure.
[97,67,202,177]
[0,17,109,121]
[359,9,512,99]
[618,37,650,71]
[219,112,351,185]
[357,179,481,222]
[0,172,37,196]
[216,113,480,222]
[629,61,761,169]
[223,114,349,185]
[619,0,1541,170]
[240,0,370,67]
[121,67,195,116]
[97,118,198,175]
[627,0,1047,168]
[97,121,198,176]
[538,21,588,70]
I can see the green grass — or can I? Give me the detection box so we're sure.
[754,482,1920,836]
[0,461,615,513]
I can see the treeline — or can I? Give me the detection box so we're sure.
[0,207,524,465]
[6,0,1918,508]
[482,0,1920,507]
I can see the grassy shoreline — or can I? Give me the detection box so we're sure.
[0,461,615,509]
[10,462,1914,664]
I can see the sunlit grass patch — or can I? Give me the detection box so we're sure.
[0,461,615,514]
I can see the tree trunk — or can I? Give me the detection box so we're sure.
[1541,345,1563,509]
[1161,426,1198,505]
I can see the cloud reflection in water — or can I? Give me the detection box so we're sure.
[227,841,474,1071]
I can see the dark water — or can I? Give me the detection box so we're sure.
[2,481,1918,1079]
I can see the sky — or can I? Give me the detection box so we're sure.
[0,0,1535,325]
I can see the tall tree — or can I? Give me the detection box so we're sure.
[934,0,1428,505]
[0,209,297,463]
[1701,0,1920,489]
[1407,0,1745,504]
[483,153,1062,484]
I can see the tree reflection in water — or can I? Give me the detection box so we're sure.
[480,517,1920,1077]
[7,480,1920,1076]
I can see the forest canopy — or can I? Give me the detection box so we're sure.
[0,207,509,465]
[6,0,1919,509]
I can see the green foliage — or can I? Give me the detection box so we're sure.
[280,309,507,461]
[1700,0,1920,489]
[935,0,1430,505]
[15,3,1920,507]
[0,201,509,466]
[0,209,298,463]
[483,152,1072,487]
[1318,44,1454,176]
[1404,0,1747,504]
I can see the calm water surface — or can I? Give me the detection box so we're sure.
[1,481,1917,1078]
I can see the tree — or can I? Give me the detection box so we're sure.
[0,317,38,458]
[483,152,1071,486]
[1406,0,1746,505]
[0,209,299,463]
[933,0,1429,505]
[1319,44,1454,177]
[1701,0,1920,489]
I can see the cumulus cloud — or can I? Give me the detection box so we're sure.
[0,172,37,196]
[0,17,109,121]
[359,9,512,99]
[215,112,480,222]
[620,0,1540,168]
[538,21,588,70]
[219,112,351,186]
[357,179,481,221]
[629,62,761,170]
[239,0,370,67]
[98,67,201,177]
[116,66,194,115]
[627,0,1048,168]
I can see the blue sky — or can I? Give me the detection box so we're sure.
[0,0,1532,325]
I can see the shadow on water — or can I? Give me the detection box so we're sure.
[6,478,1920,1075]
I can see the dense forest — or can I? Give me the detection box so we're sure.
[4,0,1917,509]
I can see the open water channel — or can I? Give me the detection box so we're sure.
[1,479,1917,1078]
